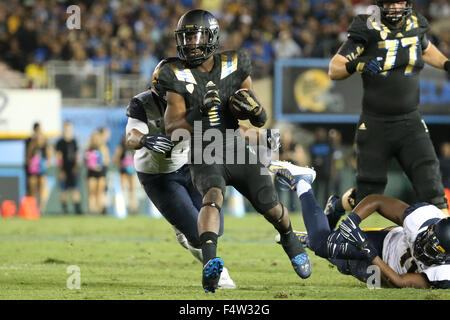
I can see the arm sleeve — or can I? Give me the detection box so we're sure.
[347,15,370,45]
[337,38,366,61]
[126,98,148,123]
[125,117,149,136]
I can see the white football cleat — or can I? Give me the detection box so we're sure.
[218,266,236,289]
[268,160,316,190]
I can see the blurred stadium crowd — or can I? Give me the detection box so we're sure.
[0,0,449,87]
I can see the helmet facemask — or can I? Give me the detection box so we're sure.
[414,225,450,266]
[175,27,218,67]
[376,0,412,25]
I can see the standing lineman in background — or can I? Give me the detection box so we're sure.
[328,0,450,216]
[56,121,82,215]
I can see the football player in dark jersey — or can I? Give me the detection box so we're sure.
[159,9,311,293]
[328,0,450,215]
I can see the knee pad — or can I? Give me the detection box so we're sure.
[254,185,279,213]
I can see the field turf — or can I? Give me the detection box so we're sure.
[0,212,449,301]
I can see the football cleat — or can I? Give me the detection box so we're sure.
[275,230,309,249]
[268,161,316,190]
[202,257,224,293]
[324,195,346,231]
[291,253,312,279]
[218,266,236,289]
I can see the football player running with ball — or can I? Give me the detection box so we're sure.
[328,0,450,213]
[159,9,311,293]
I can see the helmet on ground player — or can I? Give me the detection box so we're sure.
[376,0,412,24]
[175,9,220,67]
[414,217,450,266]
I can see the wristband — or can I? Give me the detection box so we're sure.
[347,211,362,225]
[345,60,357,74]
[444,60,450,72]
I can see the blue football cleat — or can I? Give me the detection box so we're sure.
[268,161,316,190]
[202,257,224,293]
[291,252,312,279]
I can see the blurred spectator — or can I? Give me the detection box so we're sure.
[0,0,448,83]
[85,130,110,215]
[273,28,302,58]
[275,129,309,212]
[328,128,345,196]
[113,135,137,214]
[26,128,51,213]
[55,121,82,215]
[309,127,333,207]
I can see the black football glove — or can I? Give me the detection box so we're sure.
[140,133,174,154]
[338,212,378,261]
[229,89,261,119]
[201,89,221,115]
[346,56,383,76]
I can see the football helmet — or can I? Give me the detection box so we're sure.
[376,0,412,24]
[175,9,220,67]
[413,217,450,266]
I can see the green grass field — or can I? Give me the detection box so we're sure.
[0,212,449,300]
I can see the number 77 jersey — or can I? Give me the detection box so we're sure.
[345,12,430,116]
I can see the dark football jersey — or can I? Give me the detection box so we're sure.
[152,50,252,135]
[345,12,430,116]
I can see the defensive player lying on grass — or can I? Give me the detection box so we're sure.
[270,161,450,289]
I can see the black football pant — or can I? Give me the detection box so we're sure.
[354,110,447,209]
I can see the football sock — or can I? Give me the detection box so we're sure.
[61,202,68,214]
[200,232,218,266]
[279,224,305,259]
[298,188,331,250]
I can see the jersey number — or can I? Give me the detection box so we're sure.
[400,248,418,273]
[378,36,419,76]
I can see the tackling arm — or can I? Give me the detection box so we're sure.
[372,257,430,288]
[352,194,409,226]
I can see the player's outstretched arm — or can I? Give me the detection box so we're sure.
[352,194,409,226]
[372,256,430,289]
[423,42,450,72]
[164,91,194,136]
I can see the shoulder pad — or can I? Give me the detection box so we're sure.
[347,15,371,43]
[405,12,429,33]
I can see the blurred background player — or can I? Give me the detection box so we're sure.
[113,135,137,214]
[25,127,51,213]
[56,121,82,215]
[125,87,236,290]
[85,130,110,215]
[328,0,450,213]
[273,160,450,288]
[162,9,310,293]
